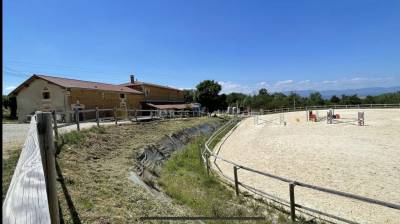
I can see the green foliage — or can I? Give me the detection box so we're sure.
[3,95,10,109]
[330,95,340,104]
[183,89,196,103]
[226,92,248,107]
[159,136,278,223]
[2,95,17,119]
[307,92,324,106]
[222,90,400,110]
[196,80,225,112]
[2,149,21,202]
[192,80,399,112]
[61,126,106,145]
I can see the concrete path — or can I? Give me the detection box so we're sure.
[3,124,30,144]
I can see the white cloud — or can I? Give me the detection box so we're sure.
[298,80,310,84]
[3,86,16,94]
[218,81,255,94]
[216,75,399,94]
[275,80,294,86]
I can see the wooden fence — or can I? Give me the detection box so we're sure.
[203,117,400,223]
[3,112,59,224]
[3,109,207,223]
[53,108,206,132]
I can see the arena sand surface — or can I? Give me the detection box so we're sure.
[214,109,400,224]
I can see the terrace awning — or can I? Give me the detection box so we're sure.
[146,103,192,110]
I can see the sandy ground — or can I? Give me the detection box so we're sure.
[214,109,400,223]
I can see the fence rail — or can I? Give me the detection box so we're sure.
[3,112,59,224]
[3,108,208,223]
[252,103,400,115]
[202,117,400,223]
[53,108,206,131]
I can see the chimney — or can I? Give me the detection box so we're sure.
[130,75,135,83]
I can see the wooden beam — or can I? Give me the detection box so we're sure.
[37,112,60,224]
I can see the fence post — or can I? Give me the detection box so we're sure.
[135,109,138,122]
[75,109,80,131]
[95,107,100,127]
[234,166,239,196]
[206,153,210,176]
[51,110,59,141]
[289,182,296,222]
[37,112,60,224]
[114,107,117,125]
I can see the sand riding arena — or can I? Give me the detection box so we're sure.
[213,108,400,223]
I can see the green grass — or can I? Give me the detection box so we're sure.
[2,149,21,202]
[2,107,18,123]
[158,135,289,224]
[56,117,223,223]
[208,118,240,149]
[60,126,106,146]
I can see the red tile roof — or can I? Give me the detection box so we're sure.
[120,81,183,91]
[10,74,144,95]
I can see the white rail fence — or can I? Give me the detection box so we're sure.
[202,117,400,224]
[254,103,400,114]
[3,112,59,224]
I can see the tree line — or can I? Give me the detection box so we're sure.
[184,80,400,112]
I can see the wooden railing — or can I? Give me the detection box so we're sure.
[3,109,207,223]
[53,108,206,131]
[3,112,59,224]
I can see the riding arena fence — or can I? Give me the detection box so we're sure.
[202,109,400,223]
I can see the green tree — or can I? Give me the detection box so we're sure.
[308,92,324,106]
[196,80,222,112]
[226,92,247,107]
[258,88,268,96]
[182,89,196,103]
[3,95,10,109]
[330,95,340,104]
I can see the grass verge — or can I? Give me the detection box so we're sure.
[2,148,21,202]
[158,134,291,224]
[56,117,223,223]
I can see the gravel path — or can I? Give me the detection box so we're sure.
[214,109,400,224]
[2,120,133,156]
[2,124,30,144]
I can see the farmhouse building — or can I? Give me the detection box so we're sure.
[120,75,186,110]
[9,74,186,122]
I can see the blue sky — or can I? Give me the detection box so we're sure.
[3,0,400,94]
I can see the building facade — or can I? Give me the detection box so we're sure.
[9,75,144,122]
[9,74,188,123]
[121,75,185,105]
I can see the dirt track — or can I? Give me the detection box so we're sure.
[214,109,400,223]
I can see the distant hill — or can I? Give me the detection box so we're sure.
[285,86,400,99]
